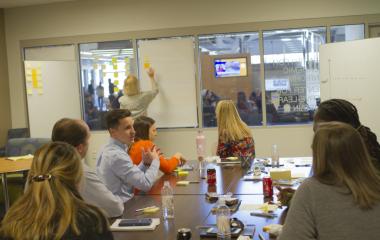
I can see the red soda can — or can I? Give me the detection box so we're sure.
[263,176,273,197]
[207,168,216,185]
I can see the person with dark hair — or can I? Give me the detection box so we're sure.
[108,78,115,96]
[279,122,380,240]
[237,91,252,113]
[129,116,186,174]
[0,142,113,240]
[314,98,380,169]
[96,82,105,110]
[96,109,160,203]
[51,118,124,217]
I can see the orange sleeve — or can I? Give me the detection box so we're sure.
[128,140,154,165]
[129,140,180,174]
[159,154,180,174]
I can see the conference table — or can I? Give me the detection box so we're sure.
[113,158,311,240]
[0,157,33,211]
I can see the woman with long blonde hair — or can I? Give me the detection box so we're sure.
[0,142,113,240]
[215,100,255,158]
[279,122,380,240]
[119,67,159,118]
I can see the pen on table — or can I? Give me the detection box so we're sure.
[250,211,277,218]
[189,181,200,184]
[295,164,311,167]
[135,206,156,212]
[261,170,268,174]
[258,233,266,240]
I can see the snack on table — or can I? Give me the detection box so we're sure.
[263,224,283,237]
[225,197,239,206]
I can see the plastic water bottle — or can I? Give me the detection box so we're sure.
[161,181,174,219]
[271,144,280,168]
[216,197,231,240]
[196,130,206,161]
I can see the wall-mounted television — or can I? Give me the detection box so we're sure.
[214,57,248,78]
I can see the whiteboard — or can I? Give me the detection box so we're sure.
[24,61,81,137]
[137,38,198,128]
[320,38,380,136]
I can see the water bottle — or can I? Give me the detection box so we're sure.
[216,197,231,240]
[196,130,206,161]
[161,181,174,219]
[271,144,279,168]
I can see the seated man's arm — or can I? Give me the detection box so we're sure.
[81,169,124,218]
[112,152,160,192]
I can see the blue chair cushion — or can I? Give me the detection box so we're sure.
[5,138,50,157]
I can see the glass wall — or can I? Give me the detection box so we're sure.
[331,24,364,43]
[73,20,371,130]
[198,32,261,127]
[263,27,326,125]
[79,40,135,130]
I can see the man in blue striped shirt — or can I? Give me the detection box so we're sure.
[96,109,160,203]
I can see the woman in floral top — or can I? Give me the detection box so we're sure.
[216,100,255,158]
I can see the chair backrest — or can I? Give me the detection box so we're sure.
[7,128,30,139]
[5,138,50,157]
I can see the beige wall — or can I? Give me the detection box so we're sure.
[3,0,380,166]
[0,9,11,145]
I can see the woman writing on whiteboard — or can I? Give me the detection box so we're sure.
[119,67,159,118]
[215,100,255,158]
[129,116,186,174]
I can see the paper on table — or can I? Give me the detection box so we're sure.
[239,203,278,212]
[143,207,160,214]
[110,218,160,231]
[177,171,189,176]
[176,181,189,186]
[6,154,34,161]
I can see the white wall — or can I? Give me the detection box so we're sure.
[4,0,380,166]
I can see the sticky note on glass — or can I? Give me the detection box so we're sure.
[102,72,107,77]
[93,63,98,69]
[176,181,189,186]
[112,57,117,64]
[37,89,44,95]
[113,64,118,70]
[177,171,189,177]
[124,57,130,63]
[114,72,118,78]
[114,80,119,85]
[143,56,150,69]
[31,69,38,88]
[27,88,33,95]
[114,87,119,93]
[102,64,106,70]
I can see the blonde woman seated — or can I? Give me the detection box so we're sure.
[215,100,255,158]
[119,68,159,118]
[279,122,380,240]
[0,142,113,240]
[129,116,186,174]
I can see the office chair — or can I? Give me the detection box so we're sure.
[0,128,29,157]
[0,137,50,208]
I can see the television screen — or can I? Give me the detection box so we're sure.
[214,58,248,78]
